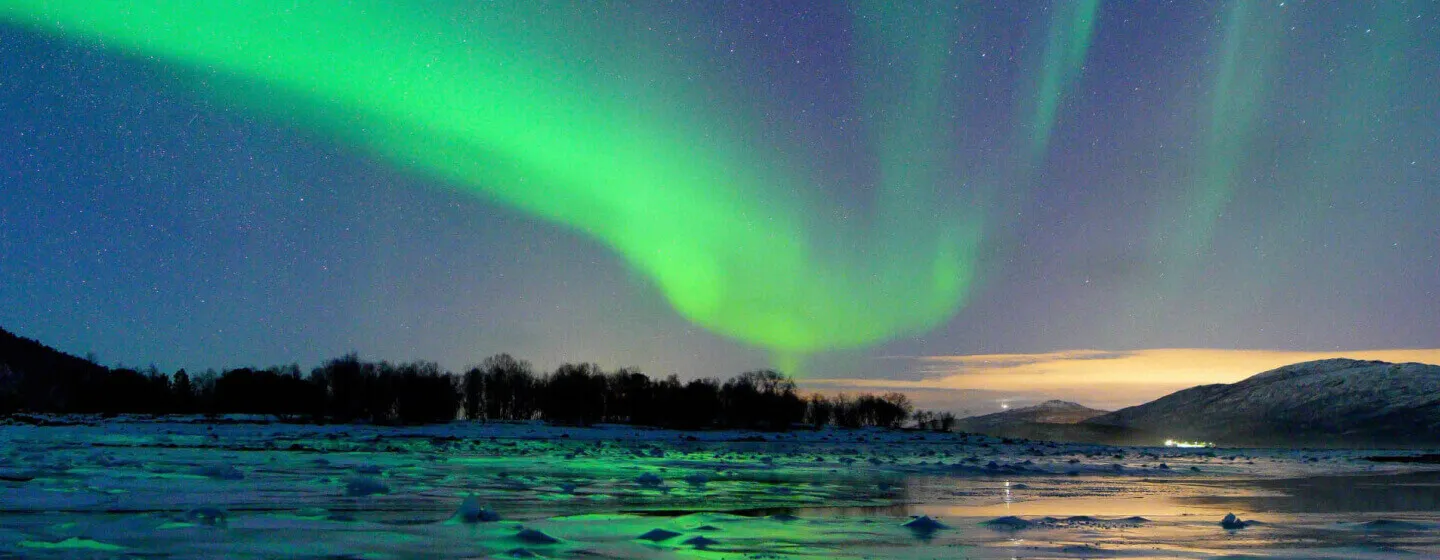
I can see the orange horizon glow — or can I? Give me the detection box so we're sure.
[805,348,1440,411]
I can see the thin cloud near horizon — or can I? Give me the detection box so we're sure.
[804,348,1440,412]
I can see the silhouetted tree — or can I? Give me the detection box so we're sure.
[913,410,934,430]
[937,411,957,432]
[171,369,194,414]
[462,366,484,420]
[365,362,400,424]
[0,364,18,415]
[606,367,651,424]
[833,393,862,428]
[720,370,803,430]
[540,363,607,425]
[804,394,834,429]
[477,353,536,421]
[879,392,913,428]
[193,369,218,414]
[84,367,170,415]
[212,365,315,418]
[316,354,370,423]
[0,326,951,432]
[393,361,460,424]
[670,376,722,430]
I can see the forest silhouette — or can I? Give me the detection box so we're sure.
[0,327,954,431]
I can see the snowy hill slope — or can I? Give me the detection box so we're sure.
[1085,359,1440,448]
[954,400,1131,443]
[960,400,1109,428]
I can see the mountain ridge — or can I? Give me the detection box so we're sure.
[959,399,1109,427]
[1085,358,1440,448]
[952,399,1118,443]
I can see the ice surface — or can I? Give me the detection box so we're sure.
[0,418,1436,558]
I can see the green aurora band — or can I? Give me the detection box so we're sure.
[1024,0,1100,160]
[0,1,983,372]
[1151,0,1283,288]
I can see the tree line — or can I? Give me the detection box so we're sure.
[0,327,955,430]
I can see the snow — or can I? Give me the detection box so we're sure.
[1091,359,1440,447]
[0,418,1436,558]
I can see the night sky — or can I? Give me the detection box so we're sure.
[1,2,1436,411]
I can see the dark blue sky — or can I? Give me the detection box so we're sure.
[1,2,1436,391]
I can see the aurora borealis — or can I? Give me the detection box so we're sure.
[0,1,986,374]
[1,2,1436,402]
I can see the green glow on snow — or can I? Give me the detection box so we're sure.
[20,538,126,552]
[0,1,980,370]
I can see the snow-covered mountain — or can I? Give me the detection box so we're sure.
[953,400,1123,442]
[961,400,1109,428]
[1085,358,1440,448]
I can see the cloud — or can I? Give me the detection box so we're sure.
[808,348,1440,412]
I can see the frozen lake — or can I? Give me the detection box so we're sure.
[1,418,1437,558]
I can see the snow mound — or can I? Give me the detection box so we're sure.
[343,475,389,496]
[1359,519,1431,532]
[982,516,1034,531]
[637,528,682,542]
[453,495,500,523]
[1220,513,1249,529]
[516,528,560,544]
[184,507,228,527]
[682,535,719,548]
[190,464,244,481]
[902,515,949,533]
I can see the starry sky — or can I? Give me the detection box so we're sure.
[1,2,1437,412]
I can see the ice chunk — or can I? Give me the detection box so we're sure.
[637,528,682,542]
[454,495,500,523]
[190,464,245,481]
[982,516,1033,531]
[1360,519,1429,532]
[344,475,389,496]
[682,535,719,548]
[19,537,125,551]
[903,515,949,533]
[516,528,560,544]
[184,506,228,527]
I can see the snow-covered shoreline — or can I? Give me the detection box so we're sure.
[1,420,1438,558]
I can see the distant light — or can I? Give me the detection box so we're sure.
[1164,439,1215,448]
